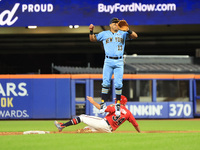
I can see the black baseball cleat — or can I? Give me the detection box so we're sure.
[115,103,121,116]
[99,102,106,114]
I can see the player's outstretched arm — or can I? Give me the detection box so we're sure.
[129,114,141,133]
[126,28,138,39]
[134,125,141,133]
[87,96,100,109]
[117,20,138,39]
[89,24,97,42]
[129,30,138,39]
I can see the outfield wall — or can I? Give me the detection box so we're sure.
[91,102,193,119]
[0,74,199,119]
[0,75,71,119]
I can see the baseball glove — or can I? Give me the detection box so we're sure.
[117,20,129,31]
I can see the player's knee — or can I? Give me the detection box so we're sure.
[102,83,111,88]
[72,116,81,125]
[115,85,122,89]
[79,114,86,121]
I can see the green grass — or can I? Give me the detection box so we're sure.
[0,119,200,150]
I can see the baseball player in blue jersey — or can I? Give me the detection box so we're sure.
[89,17,138,116]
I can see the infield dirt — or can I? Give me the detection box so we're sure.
[1,130,200,136]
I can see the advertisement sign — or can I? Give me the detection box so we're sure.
[0,0,199,27]
[129,102,169,118]
[0,78,71,119]
[168,102,193,118]
[90,102,193,119]
[0,79,31,119]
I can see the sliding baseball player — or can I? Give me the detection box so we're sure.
[55,95,140,133]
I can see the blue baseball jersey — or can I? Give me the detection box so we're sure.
[95,30,129,57]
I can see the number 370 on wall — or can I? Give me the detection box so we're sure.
[169,103,193,118]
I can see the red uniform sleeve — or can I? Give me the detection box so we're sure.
[105,104,115,113]
[128,113,138,127]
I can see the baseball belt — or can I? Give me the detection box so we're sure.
[106,56,122,59]
[104,119,113,131]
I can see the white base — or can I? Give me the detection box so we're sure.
[23,131,50,135]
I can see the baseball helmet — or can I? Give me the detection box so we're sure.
[115,95,128,105]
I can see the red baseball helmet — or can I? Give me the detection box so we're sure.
[115,95,128,105]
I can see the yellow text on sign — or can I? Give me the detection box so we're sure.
[1,97,13,107]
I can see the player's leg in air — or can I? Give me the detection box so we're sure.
[54,117,81,132]
[115,88,122,116]
[100,61,113,113]
[114,63,124,116]
[100,86,110,113]
[55,115,111,133]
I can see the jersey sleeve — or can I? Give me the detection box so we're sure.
[95,31,104,41]
[127,113,139,127]
[124,31,131,40]
[105,104,115,113]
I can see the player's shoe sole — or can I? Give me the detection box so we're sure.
[115,104,121,116]
[54,121,64,132]
[99,103,106,114]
